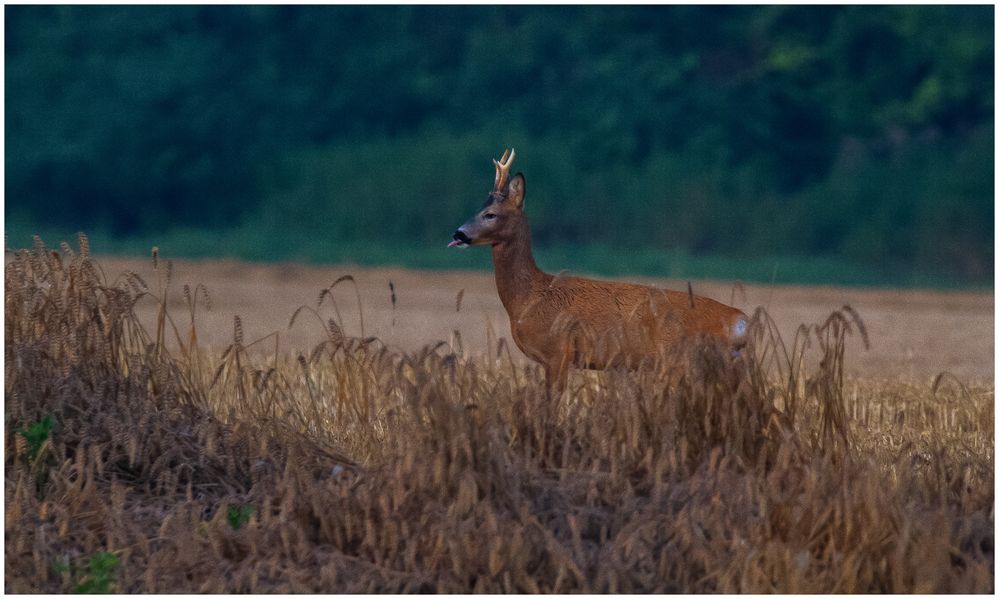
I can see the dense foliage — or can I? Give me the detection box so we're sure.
[5,6,993,282]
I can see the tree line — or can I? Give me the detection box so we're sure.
[5,5,993,281]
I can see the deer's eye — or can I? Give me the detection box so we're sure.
[483,213,497,220]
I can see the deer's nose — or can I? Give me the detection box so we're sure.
[447,228,473,248]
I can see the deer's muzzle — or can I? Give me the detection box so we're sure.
[448,229,472,248]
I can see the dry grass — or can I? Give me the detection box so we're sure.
[5,235,994,593]
[91,255,995,382]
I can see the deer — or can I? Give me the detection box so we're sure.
[448,148,749,399]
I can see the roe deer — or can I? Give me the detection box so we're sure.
[448,148,748,398]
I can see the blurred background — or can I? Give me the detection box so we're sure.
[5,5,994,287]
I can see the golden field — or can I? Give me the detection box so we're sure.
[94,255,994,382]
[5,237,994,592]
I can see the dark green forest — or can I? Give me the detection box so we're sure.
[5,5,994,286]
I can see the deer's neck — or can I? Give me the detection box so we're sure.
[491,220,547,318]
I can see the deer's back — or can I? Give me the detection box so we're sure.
[510,274,745,369]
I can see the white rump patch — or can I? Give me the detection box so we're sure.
[733,318,747,338]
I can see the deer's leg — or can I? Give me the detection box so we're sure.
[544,359,569,401]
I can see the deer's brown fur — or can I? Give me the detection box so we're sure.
[450,148,748,397]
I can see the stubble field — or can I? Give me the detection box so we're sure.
[103,255,993,381]
[6,239,994,592]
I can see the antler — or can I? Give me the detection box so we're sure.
[493,148,516,191]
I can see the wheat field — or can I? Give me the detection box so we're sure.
[93,254,994,382]
[5,236,994,593]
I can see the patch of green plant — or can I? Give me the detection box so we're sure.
[17,415,56,497]
[53,551,120,594]
[227,504,256,530]
[17,414,54,460]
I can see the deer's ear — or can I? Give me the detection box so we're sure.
[507,173,526,209]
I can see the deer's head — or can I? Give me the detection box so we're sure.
[449,148,527,248]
